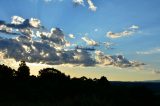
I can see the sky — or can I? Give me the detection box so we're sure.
[0,0,160,81]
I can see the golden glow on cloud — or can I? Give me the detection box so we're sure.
[0,55,160,81]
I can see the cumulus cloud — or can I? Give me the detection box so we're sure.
[73,0,84,6]
[42,0,97,12]
[68,34,75,39]
[136,48,160,55]
[29,18,41,28]
[73,0,97,11]
[107,25,139,39]
[81,36,99,46]
[0,16,96,66]
[11,16,25,25]
[0,16,144,68]
[0,16,42,30]
[87,0,97,11]
[95,50,145,68]
[0,24,15,35]
[40,27,66,45]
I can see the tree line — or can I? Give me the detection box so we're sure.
[0,61,158,106]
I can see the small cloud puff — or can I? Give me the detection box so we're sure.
[87,0,97,11]
[107,25,139,39]
[29,18,41,28]
[73,0,97,11]
[68,34,75,39]
[11,16,25,25]
[81,36,99,46]
[73,0,84,6]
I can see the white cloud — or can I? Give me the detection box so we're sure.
[81,36,99,46]
[129,25,139,30]
[107,31,134,39]
[73,0,84,6]
[73,0,97,11]
[22,45,32,53]
[43,0,97,11]
[95,50,112,65]
[29,18,41,28]
[87,0,97,11]
[11,16,25,25]
[0,16,144,68]
[0,24,14,34]
[95,50,144,68]
[68,34,75,39]
[136,48,160,55]
[107,25,139,39]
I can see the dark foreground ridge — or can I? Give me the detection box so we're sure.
[0,61,160,106]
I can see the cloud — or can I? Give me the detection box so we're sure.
[39,27,66,45]
[95,50,145,68]
[73,0,97,11]
[136,48,160,55]
[73,0,84,6]
[0,16,42,30]
[0,51,18,68]
[0,16,96,66]
[103,42,114,49]
[68,34,75,39]
[129,25,139,30]
[87,0,97,11]
[29,18,41,28]
[107,25,139,39]
[107,31,133,39]
[0,24,16,35]
[0,16,144,68]
[11,16,25,25]
[81,36,99,46]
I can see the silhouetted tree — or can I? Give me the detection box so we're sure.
[0,64,15,80]
[0,63,156,106]
[38,68,69,81]
[80,76,88,81]
[16,61,30,79]
[98,76,110,86]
